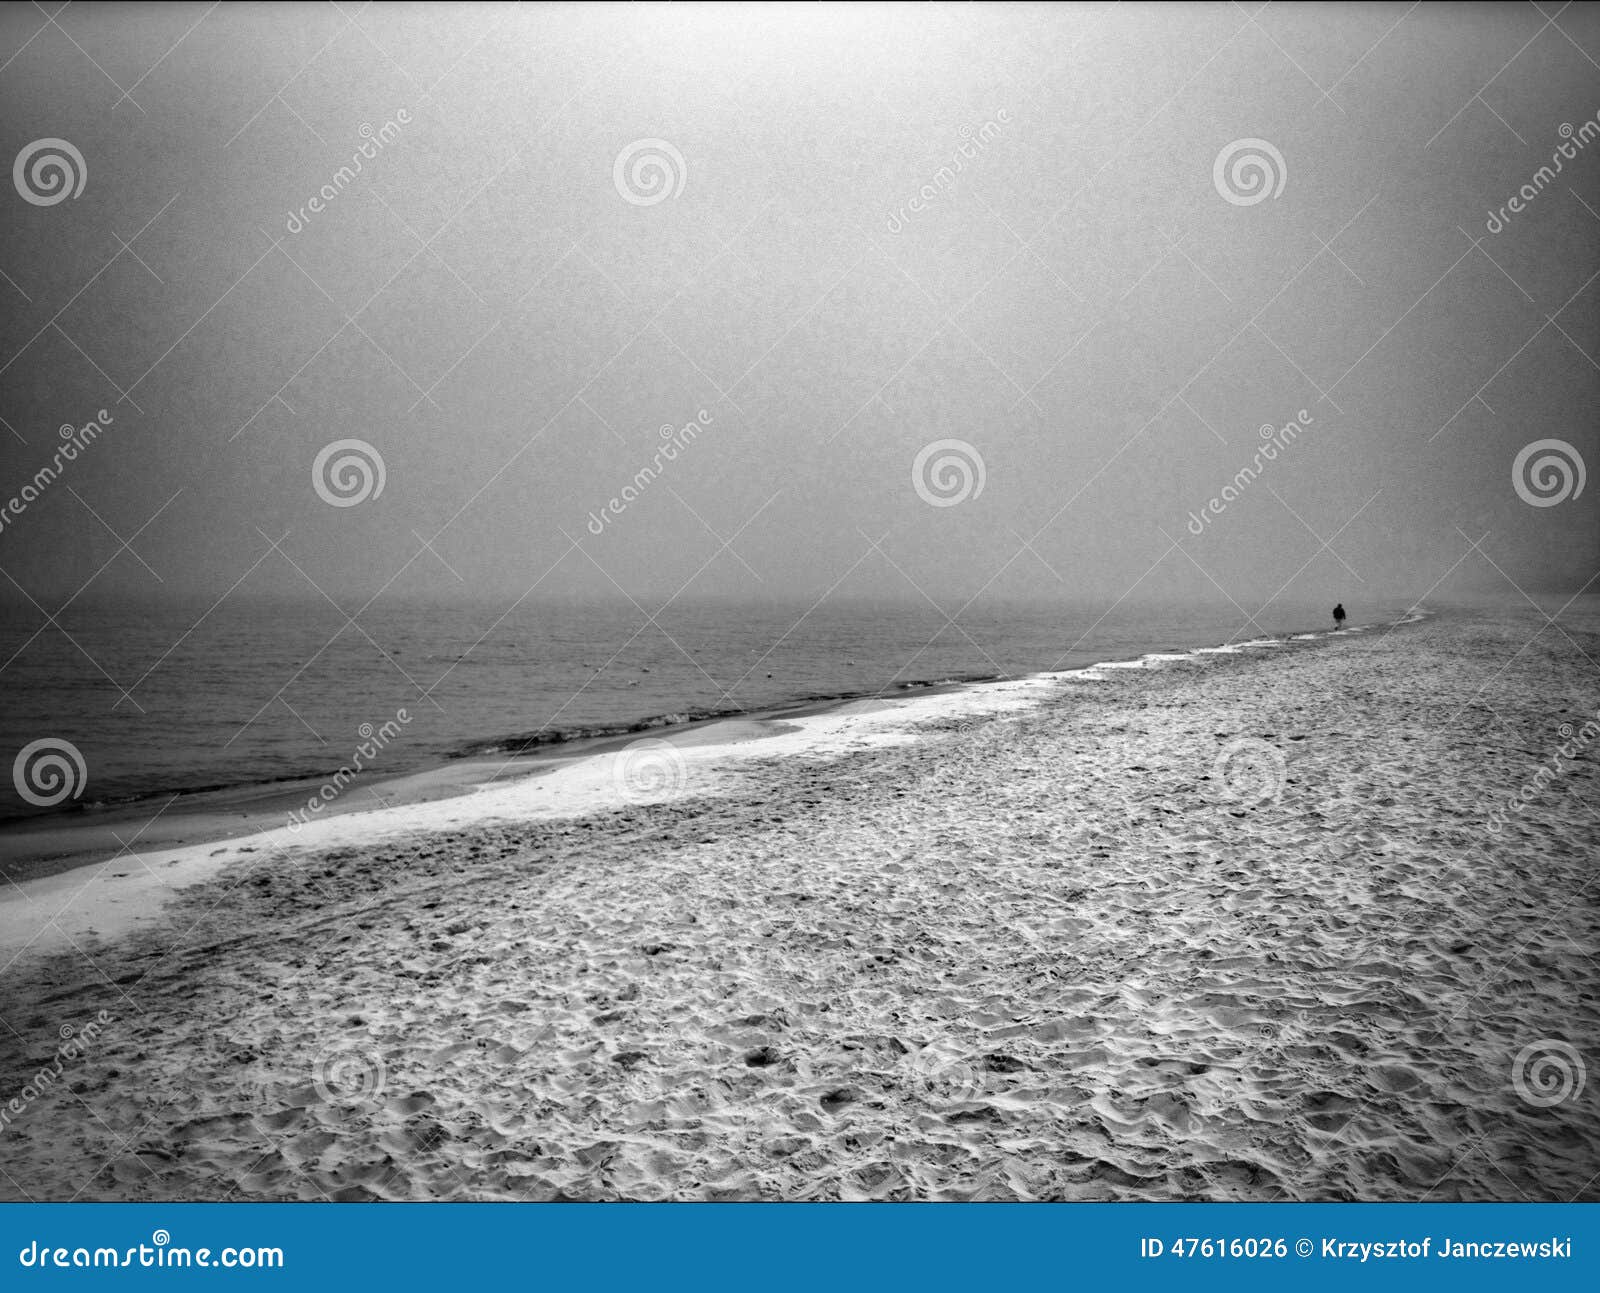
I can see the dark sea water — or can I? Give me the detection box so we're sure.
[0,594,1418,821]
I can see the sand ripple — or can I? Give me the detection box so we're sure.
[0,609,1596,1200]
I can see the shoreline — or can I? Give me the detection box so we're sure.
[0,615,1402,893]
[0,679,998,887]
[0,612,1417,971]
[0,670,1006,837]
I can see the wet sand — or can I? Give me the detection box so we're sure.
[0,685,965,888]
[0,760,522,888]
[0,605,1595,1201]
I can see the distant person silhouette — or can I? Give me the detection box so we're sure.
[1332,602,1346,629]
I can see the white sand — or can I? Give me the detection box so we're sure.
[1,605,1595,1201]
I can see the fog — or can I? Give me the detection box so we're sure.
[3,2,1596,615]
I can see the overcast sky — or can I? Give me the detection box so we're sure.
[2,1,1596,612]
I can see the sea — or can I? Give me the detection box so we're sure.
[0,594,1421,822]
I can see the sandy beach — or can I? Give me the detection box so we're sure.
[1,603,1595,1202]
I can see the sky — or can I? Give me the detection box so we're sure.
[1,1,1597,617]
